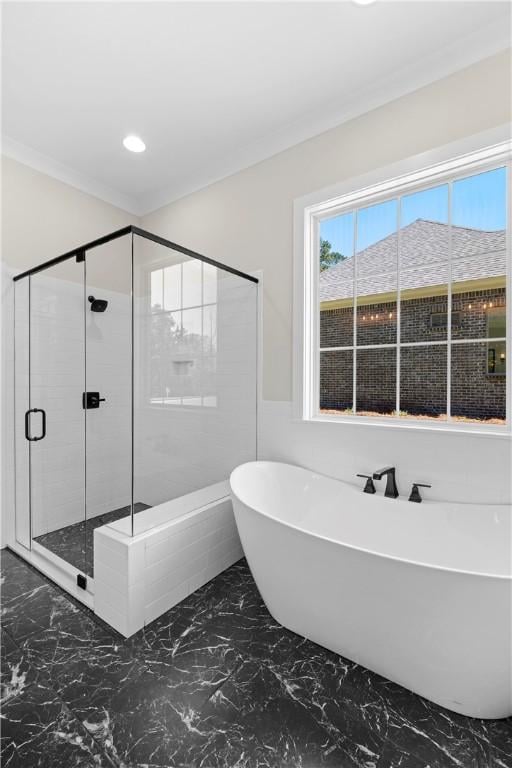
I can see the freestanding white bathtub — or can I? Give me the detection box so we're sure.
[230,461,512,719]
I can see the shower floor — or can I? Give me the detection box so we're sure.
[33,502,150,577]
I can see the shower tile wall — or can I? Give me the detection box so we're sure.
[85,288,131,518]
[28,274,132,539]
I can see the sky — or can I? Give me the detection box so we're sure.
[320,166,507,258]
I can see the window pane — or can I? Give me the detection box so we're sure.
[203,262,217,305]
[488,306,506,339]
[319,213,355,344]
[356,276,397,346]
[202,355,217,407]
[203,304,217,355]
[320,283,353,348]
[150,310,181,403]
[400,345,447,420]
[451,293,506,341]
[487,339,506,376]
[182,259,202,308]
[319,350,353,414]
[356,347,396,416]
[163,263,181,311]
[355,200,398,346]
[399,185,449,343]
[168,307,200,401]
[319,212,355,275]
[451,168,506,343]
[151,269,163,311]
[356,199,397,278]
[401,265,449,343]
[400,184,449,266]
[181,307,203,355]
[451,342,506,423]
[452,168,506,259]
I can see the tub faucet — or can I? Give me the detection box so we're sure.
[373,467,399,498]
[356,474,376,494]
[409,483,431,503]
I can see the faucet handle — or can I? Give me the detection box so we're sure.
[409,483,431,503]
[357,474,376,494]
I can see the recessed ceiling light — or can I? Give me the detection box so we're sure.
[123,135,146,153]
[353,0,377,5]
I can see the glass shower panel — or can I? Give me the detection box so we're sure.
[84,236,133,560]
[132,234,258,535]
[29,258,87,571]
[14,279,31,549]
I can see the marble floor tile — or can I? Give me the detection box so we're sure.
[376,678,491,768]
[1,630,50,705]
[1,681,113,767]
[137,558,301,666]
[70,638,245,765]
[1,549,49,602]
[189,657,384,768]
[377,741,432,767]
[40,650,147,768]
[486,718,512,768]
[33,503,150,577]
[1,580,83,644]
[1,549,511,768]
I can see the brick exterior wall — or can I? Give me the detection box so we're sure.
[320,287,506,420]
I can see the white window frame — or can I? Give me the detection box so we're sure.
[293,127,512,436]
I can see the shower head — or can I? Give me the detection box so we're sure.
[88,295,108,313]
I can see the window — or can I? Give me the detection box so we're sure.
[298,141,510,430]
[487,306,506,376]
[149,259,217,407]
[430,311,460,330]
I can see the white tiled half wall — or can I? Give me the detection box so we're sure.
[93,487,243,637]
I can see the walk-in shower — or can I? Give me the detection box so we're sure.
[13,226,258,612]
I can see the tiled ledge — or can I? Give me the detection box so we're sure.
[93,486,242,637]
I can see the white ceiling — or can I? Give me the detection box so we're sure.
[2,1,510,215]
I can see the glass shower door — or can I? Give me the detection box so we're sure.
[14,278,31,549]
[28,259,88,573]
[84,236,133,545]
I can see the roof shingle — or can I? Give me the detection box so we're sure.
[319,219,506,302]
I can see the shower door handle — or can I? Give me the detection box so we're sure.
[25,408,46,441]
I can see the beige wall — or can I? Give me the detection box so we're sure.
[142,50,511,401]
[1,155,137,273]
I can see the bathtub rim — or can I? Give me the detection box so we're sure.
[230,461,512,581]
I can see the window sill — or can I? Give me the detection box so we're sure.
[303,413,511,439]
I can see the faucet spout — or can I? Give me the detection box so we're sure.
[372,467,399,498]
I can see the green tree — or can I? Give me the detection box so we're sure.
[320,238,345,271]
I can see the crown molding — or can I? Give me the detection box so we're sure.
[1,136,142,216]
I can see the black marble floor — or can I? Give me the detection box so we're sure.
[33,502,151,576]
[1,549,510,768]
